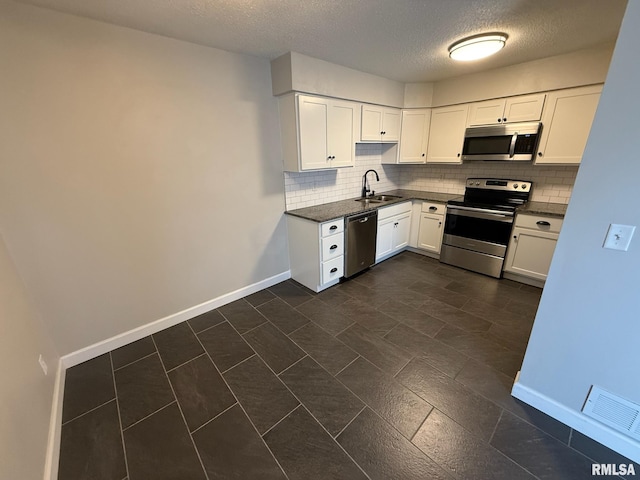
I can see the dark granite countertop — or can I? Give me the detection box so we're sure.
[516,201,567,218]
[285,190,567,223]
[285,189,459,223]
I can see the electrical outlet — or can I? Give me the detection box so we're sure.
[38,354,48,376]
[603,224,636,251]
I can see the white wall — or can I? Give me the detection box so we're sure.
[517,0,640,460]
[0,232,59,480]
[0,1,289,355]
[431,43,614,106]
[272,52,406,107]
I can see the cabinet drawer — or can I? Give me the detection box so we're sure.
[322,256,344,285]
[515,214,564,233]
[321,234,344,261]
[321,219,344,237]
[377,201,412,220]
[421,202,445,214]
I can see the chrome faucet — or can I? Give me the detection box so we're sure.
[361,169,380,198]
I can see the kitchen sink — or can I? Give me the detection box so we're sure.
[354,194,401,204]
[372,195,401,201]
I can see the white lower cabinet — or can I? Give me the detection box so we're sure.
[504,214,564,282]
[376,202,412,262]
[417,202,445,254]
[287,216,344,292]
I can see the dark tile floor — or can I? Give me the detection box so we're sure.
[58,252,637,480]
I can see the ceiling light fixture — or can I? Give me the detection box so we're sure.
[448,33,508,61]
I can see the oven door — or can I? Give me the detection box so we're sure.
[443,206,514,257]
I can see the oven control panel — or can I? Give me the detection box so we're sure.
[466,178,532,193]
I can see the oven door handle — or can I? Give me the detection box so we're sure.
[509,132,518,158]
[447,205,514,222]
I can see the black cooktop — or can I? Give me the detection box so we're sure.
[447,178,532,212]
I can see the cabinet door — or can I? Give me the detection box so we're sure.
[361,105,384,141]
[426,104,469,163]
[328,100,356,168]
[417,213,444,253]
[392,212,412,251]
[376,217,395,261]
[398,109,430,163]
[382,108,401,141]
[504,227,559,281]
[536,85,602,165]
[503,93,545,123]
[298,96,329,170]
[467,99,506,126]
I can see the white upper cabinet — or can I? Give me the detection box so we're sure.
[279,94,358,172]
[396,109,431,164]
[467,93,546,126]
[426,104,469,164]
[361,105,401,142]
[535,85,602,165]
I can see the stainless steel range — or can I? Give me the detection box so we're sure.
[440,178,532,278]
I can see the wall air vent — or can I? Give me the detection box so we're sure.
[582,386,640,442]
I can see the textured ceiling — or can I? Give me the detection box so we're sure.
[14,0,628,82]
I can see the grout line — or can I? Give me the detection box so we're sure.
[286,321,309,337]
[186,320,292,480]
[164,352,207,374]
[334,405,367,439]
[189,318,226,336]
[276,354,309,377]
[238,319,269,337]
[61,397,117,426]
[189,402,238,435]
[488,409,504,444]
[260,404,303,437]
[112,351,158,372]
[150,335,211,480]
[220,353,257,375]
[121,401,177,432]
[409,406,434,443]
[333,355,361,377]
[332,321,357,338]
[109,353,131,480]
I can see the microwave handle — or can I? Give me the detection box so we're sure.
[508,132,518,158]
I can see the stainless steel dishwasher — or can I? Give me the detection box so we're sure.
[344,210,378,278]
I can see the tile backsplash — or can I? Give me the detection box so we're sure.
[284,145,578,210]
[284,144,402,210]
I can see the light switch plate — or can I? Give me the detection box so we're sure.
[603,224,636,251]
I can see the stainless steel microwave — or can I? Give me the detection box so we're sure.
[461,122,541,161]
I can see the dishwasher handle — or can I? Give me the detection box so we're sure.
[346,211,378,224]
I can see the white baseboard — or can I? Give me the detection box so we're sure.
[502,272,546,288]
[512,378,640,463]
[43,359,65,480]
[47,270,291,479]
[61,270,290,369]
[406,246,440,260]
